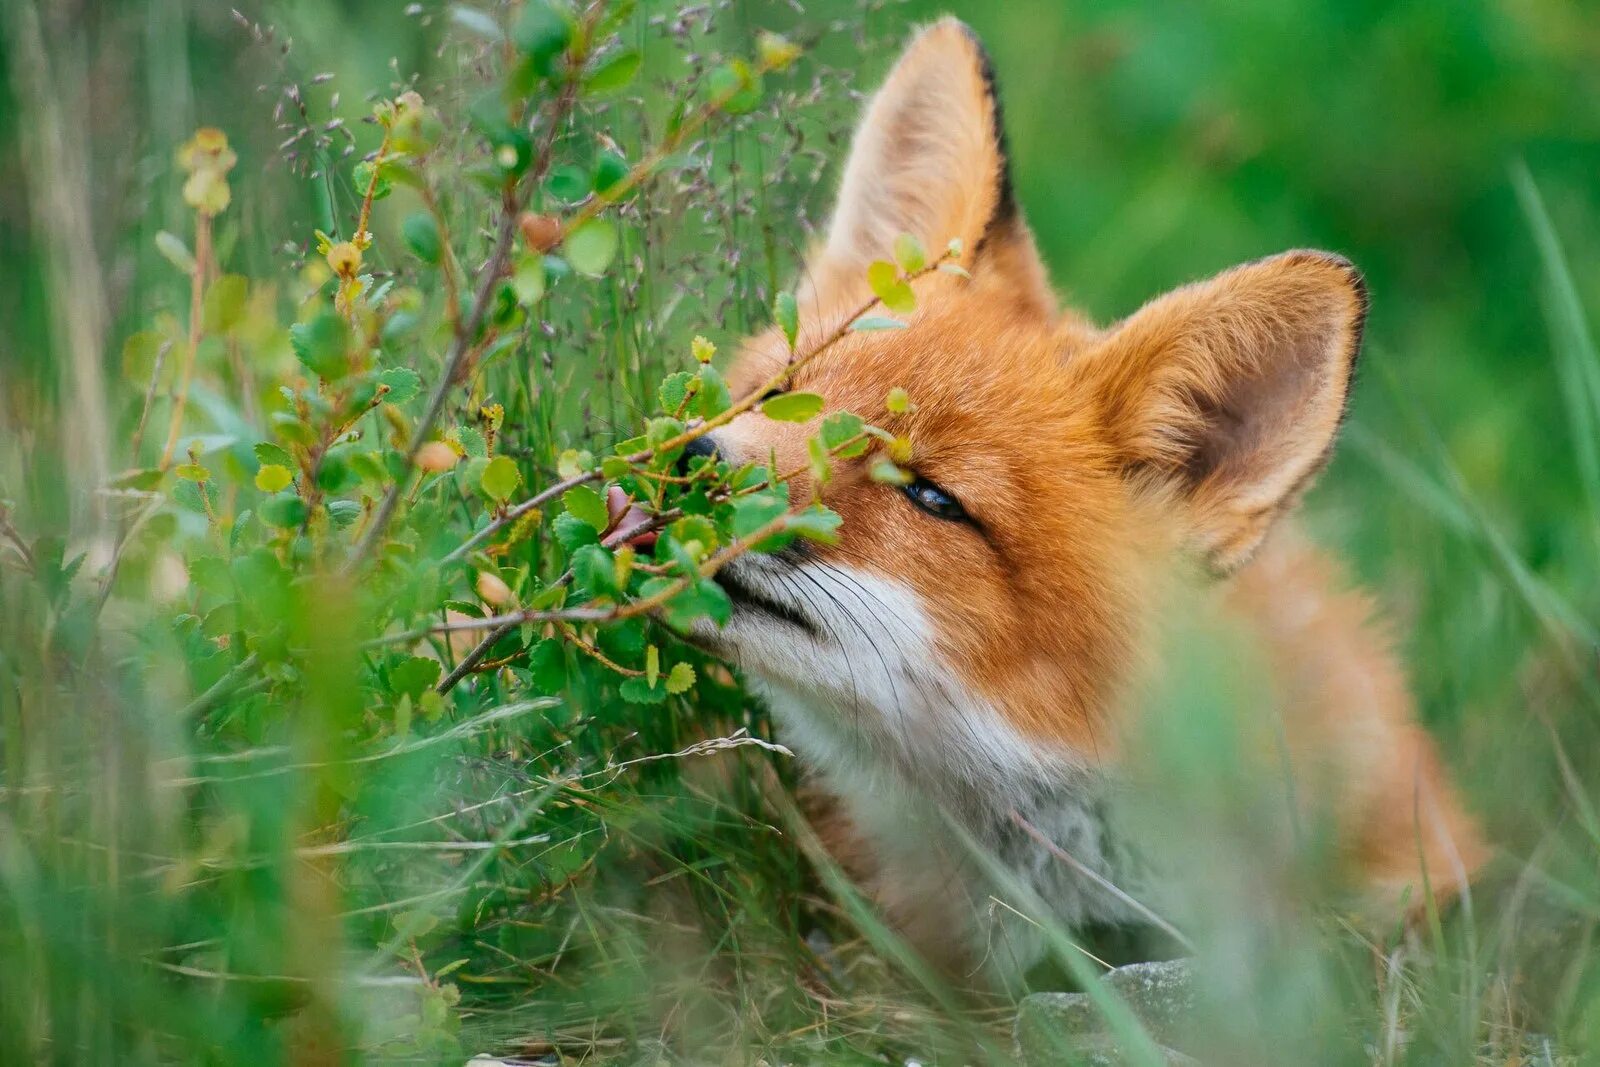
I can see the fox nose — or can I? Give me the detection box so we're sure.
[676,433,720,477]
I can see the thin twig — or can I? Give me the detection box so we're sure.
[380,505,798,647]
[129,339,172,459]
[159,211,212,469]
[177,653,261,722]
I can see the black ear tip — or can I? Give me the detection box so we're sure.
[930,18,1017,229]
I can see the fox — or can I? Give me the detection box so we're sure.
[678,17,1487,982]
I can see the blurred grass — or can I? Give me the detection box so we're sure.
[2,0,1599,1062]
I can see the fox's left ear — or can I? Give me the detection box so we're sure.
[810,17,1053,315]
[1075,251,1369,574]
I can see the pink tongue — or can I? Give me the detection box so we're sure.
[605,485,658,551]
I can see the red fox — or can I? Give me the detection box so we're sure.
[685,17,1486,980]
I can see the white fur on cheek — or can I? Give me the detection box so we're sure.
[694,556,1151,982]
[696,556,1073,795]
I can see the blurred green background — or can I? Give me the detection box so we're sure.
[3,0,1598,1061]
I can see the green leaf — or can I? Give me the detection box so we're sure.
[565,219,619,277]
[480,455,521,502]
[893,232,927,274]
[402,213,442,264]
[658,371,695,413]
[455,426,487,459]
[808,435,832,485]
[668,515,718,554]
[259,495,308,528]
[121,331,168,385]
[645,644,660,688]
[352,159,393,201]
[761,391,823,422]
[255,464,293,493]
[592,151,629,195]
[557,449,593,480]
[790,504,843,544]
[867,260,915,314]
[665,662,696,695]
[619,675,668,703]
[585,49,641,94]
[514,0,571,73]
[731,493,786,540]
[317,451,359,493]
[707,59,762,114]
[377,367,422,405]
[390,656,442,700]
[697,365,732,419]
[525,638,567,694]
[774,291,799,349]
[155,230,196,274]
[649,577,731,630]
[563,484,608,531]
[870,459,913,486]
[545,164,589,203]
[572,544,619,598]
[393,909,439,940]
[289,313,351,380]
[111,467,165,491]
[820,411,865,451]
[552,512,599,552]
[852,315,907,332]
[511,253,545,306]
[254,442,294,468]
[203,275,249,334]
[327,499,361,528]
[646,417,685,450]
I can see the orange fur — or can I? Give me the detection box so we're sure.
[702,17,1484,968]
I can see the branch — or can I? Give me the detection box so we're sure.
[444,253,952,565]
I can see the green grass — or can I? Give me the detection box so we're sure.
[2,0,1599,1063]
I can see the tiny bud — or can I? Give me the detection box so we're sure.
[518,212,561,253]
[756,31,802,72]
[885,387,912,414]
[326,241,362,277]
[476,571,514,607]
[691,335,716,364]
[416,441,459,472]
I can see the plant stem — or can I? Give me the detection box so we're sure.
[159,210,212,470]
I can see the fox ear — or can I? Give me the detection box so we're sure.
[1077,251,1368,573]
[811,18,1053,315]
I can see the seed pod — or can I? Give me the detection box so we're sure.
[518,212,562,253]
[416,441,459,472]
[475,571,513,607]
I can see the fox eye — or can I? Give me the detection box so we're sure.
[904,477,968,523]
[758,387,784,402]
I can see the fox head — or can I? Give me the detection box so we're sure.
[690,18,1367,787]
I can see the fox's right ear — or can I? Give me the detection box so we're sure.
[806,18,1053,316]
